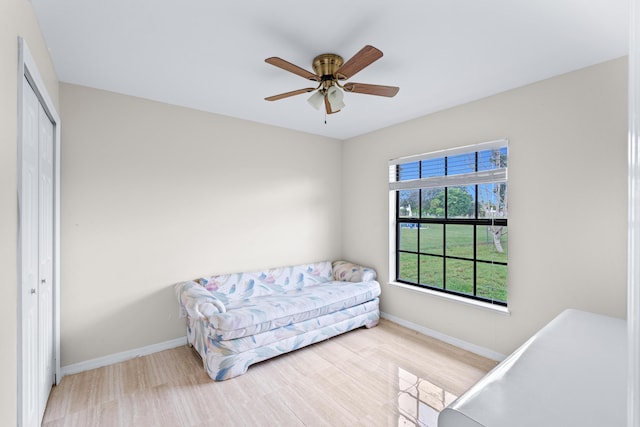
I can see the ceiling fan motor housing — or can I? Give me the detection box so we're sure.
[312,54,344,80]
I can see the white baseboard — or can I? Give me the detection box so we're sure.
[60,316,503,379]
[60,336,188,378]
[380,311,506,362]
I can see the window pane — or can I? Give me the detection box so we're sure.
[478,148,507,171]
[447,153,475,175]
[478,183,507,219]
[477,263,508,303]
[446,186,475,219]
[421,188,445,218]
[445,259,473,295]
[476,225,508,263]
[398,253,418,283]
[445,224,473,259]
[419,255,443,288]
[421,157,445,178]
[398,161,420,181]
[399,224,418,252]
[399,189,419,218]
[419,223,443,255]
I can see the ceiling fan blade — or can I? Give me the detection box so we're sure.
[343,82,399,97]
[334,45,383,80]
[324,95,340,114]
[265,57,319,81]
[265,88,316,101]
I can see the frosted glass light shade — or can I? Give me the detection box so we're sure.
[327,86,345,111]
[307,91,324,110]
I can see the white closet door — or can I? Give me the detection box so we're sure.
[21,76,41,427]
[38,102,55,419]
[20,75,55,427]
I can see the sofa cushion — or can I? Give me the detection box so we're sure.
[194,261,333,303]
[208,299,379,354]
[208,280,381,340]
[281,261,333,291]
[332,260,377,282]
[195,273,273,304]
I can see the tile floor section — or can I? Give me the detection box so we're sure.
[43,319,497,426]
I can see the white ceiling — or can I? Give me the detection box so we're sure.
[31,0,629,140]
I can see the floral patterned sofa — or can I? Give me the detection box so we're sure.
[175,260,381,380]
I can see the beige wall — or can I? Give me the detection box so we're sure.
[342,57,628,356]
[59,83,342,365]
[0,0,59,424]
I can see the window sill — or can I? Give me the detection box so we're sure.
[388,281,511,315]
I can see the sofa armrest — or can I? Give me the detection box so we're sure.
[175,281,227,319]
[332,260,377,282]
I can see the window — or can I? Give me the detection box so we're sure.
[389,139,508,306]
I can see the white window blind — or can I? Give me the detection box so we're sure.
[389,139,508,191]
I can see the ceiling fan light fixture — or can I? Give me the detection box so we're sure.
[307,90,325,110]
[327,85,345,111]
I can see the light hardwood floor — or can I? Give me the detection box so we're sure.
[42,319,497,427]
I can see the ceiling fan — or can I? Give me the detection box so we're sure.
[264,45,399,115]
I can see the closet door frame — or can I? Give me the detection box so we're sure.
[17,37,61,423]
